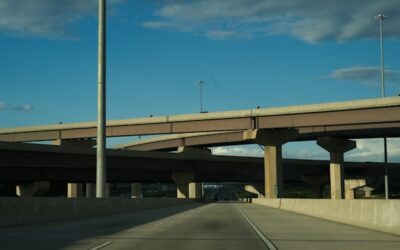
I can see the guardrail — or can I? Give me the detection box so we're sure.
[253,198,400,235]
[0,197,199,228]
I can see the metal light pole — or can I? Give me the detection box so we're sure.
[376,14,386,95]
[198,80,205,113]
[197,80,205,198]
[375,13,389,199]
[96,0,106,198]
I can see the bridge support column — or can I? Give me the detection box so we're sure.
[345,179,366,199]
[264,145,283,198]
[68,183,83,198]
[85,183,95,198]
[189,183,202,198]
[16,181,50,197]
[244,129,298,198]
[177,147,209,199]
[361,186,374,198]
[131,183,142,198]
[317,137,356,199]
[53,139,96,199]
[245,183,265,198]
[172,173,194,199]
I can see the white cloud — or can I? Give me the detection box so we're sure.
[212,139,400,163]
[283,141,329,160]
[211,143,328,159]
[326,66,400,84]
[346,138,400,163]
[0,102,6,110]
[283,148,328,160]
[143,0,400,42]
[212,145,263,157]
[14,104,33,111]
[0,0,124,38]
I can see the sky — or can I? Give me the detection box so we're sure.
[0,0,399,162]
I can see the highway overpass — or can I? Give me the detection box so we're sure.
[2,141,399,198]
[1,97,399,200]
[0,97,399,142]
[1,98,400,249]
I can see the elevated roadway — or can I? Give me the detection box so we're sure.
[0,97,399,142]
[114,131,246,151]
[2,97,399,199]
[1,141,399,183]
[0,141,260,183]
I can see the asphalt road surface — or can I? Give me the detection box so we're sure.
[1,202,399,250]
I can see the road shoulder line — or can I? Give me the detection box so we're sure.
[237,207,277,250]
[89,241,113,250]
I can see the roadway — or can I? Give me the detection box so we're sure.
[1,202,399,250]
[1,97,400,142]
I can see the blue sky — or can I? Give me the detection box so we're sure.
[0,0,399,161]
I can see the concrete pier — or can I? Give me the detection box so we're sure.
[244,129,298,198]
[172,173,194,198]
[317,137,356,199]
[16,181,50,197]
[131,183,142,198]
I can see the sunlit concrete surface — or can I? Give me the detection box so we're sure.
[244,203,400,250]
[1,203,399,250]
[1,97,399,142]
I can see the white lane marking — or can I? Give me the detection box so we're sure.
[237,208,278,250]
[153,222,164,228]
[89,241,113,250]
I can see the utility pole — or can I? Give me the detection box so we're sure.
[96,0,106,198]
[375,13,389,199]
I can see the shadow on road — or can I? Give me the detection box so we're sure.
[0,202,207,250]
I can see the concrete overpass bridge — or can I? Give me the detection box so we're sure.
[1,97,400,200]
[2,140,399,196]
[1,97,400,249]
[0,97,399,142]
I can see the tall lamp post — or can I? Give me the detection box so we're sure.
[197,80,206,197]
[198,80,205,113]
[375,13,389,199]
[96,0,107,198]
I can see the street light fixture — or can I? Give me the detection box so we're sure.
[375,13,389,199]
[198,80,205,113]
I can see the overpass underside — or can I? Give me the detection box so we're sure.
[1,141,399,199]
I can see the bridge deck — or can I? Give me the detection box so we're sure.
[1,97,400,142]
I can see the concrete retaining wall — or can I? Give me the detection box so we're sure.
[253,198,400,235]
[0,197,198,228]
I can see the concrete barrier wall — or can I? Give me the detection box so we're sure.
[0,197,198,228]
[253,198,400,235]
